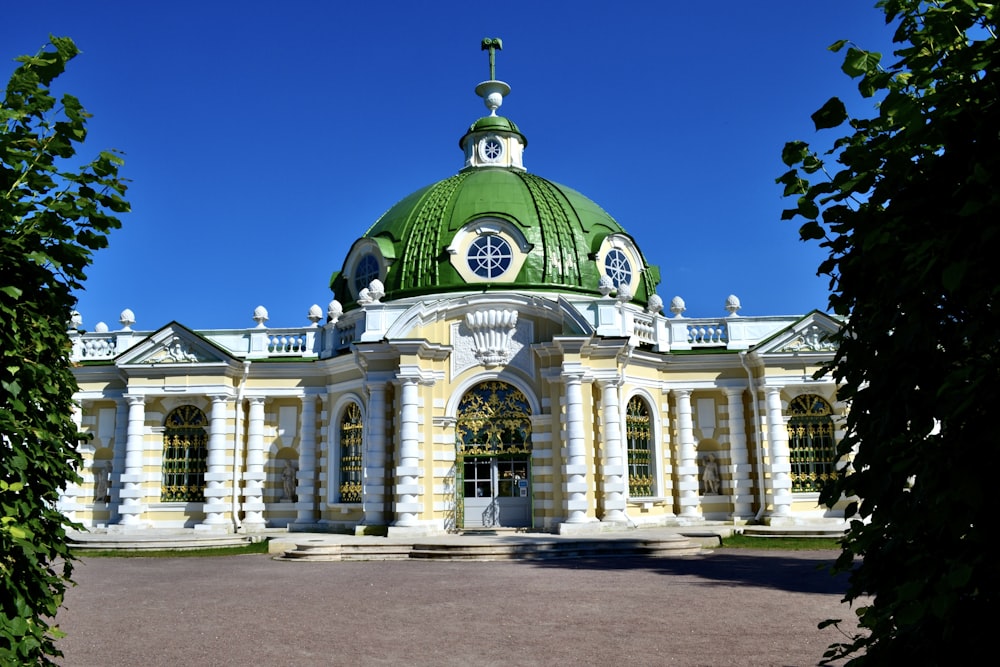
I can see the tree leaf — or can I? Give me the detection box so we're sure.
[811,97,848,130]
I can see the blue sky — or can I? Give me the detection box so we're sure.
[2,1,898,331]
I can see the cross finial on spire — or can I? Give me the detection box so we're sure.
[481,38,503,80]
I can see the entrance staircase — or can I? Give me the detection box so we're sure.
[275,532,703,562]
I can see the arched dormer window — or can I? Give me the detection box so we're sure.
[595,234,643,296]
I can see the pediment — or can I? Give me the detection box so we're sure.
[117,323,233,366]
[754,311,842,355]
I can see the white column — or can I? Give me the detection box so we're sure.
[201,394,230,527]
[58,403,84,522]
[598,380,626,523]
[673,389,701,519]
[765,387,792,518]
[295,394,318,525]
[724,387,753,520]
[393,377,421,527]
[110,398,128,524]
[362,381,388,527]
[241,397,267,530]
[118,395,146,526]
[562,373,591,524]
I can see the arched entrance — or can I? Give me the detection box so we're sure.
[455,380,532,529]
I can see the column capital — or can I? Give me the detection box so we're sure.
[595,376,623,390]
[671,388,692,400]
[396,366,439,386]
[124,394,146,406]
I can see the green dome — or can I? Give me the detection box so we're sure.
[460,116,527,148]
[332,167,661,306]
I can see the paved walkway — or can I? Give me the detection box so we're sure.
[55,544,859,666]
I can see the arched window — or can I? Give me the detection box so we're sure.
[456,381,532,456]
[787,394,837,492]
[604,248,633,288]
[626,396,653,497]
[353,253,380,294]
[339,402,363,503]
[161,405,208,502]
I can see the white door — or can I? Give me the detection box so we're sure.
[462,457,530,528]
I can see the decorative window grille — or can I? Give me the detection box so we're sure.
[787,394,837,492]
[455,381,532,456]
[339,402,363,503]
[161,405,208,502]
[626,396,653,497]
[604,248,633,288]
[353,253,380,293]
[467,235,513,279]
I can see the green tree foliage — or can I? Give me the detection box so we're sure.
[777,1,998,664]
[1,36,128,664]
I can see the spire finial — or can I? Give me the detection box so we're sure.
[481,38,503,80]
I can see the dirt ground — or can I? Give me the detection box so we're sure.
[55,549,862,667]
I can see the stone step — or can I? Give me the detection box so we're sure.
[276,534,703,562]
[741,526,846,539]
[69,534,253,551]
[278,542,413,561]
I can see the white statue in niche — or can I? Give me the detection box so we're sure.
[280,460,297,502]
[93,461,111,502]
[701,454,720,495]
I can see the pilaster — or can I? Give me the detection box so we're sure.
[293,393,319,526]
[362,381,388,528]
[724,387,753,520]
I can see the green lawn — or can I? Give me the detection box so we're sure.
[720,533,841,550]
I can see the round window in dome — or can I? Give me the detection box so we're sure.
[604,249,633,288]
[479,136,504,163]
[467,235,513,279]
[353,253,381,293]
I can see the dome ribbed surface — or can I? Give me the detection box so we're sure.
[333,168,658,305]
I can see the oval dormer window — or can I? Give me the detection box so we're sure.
[467,234,513,279]
[604,248,633,288]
